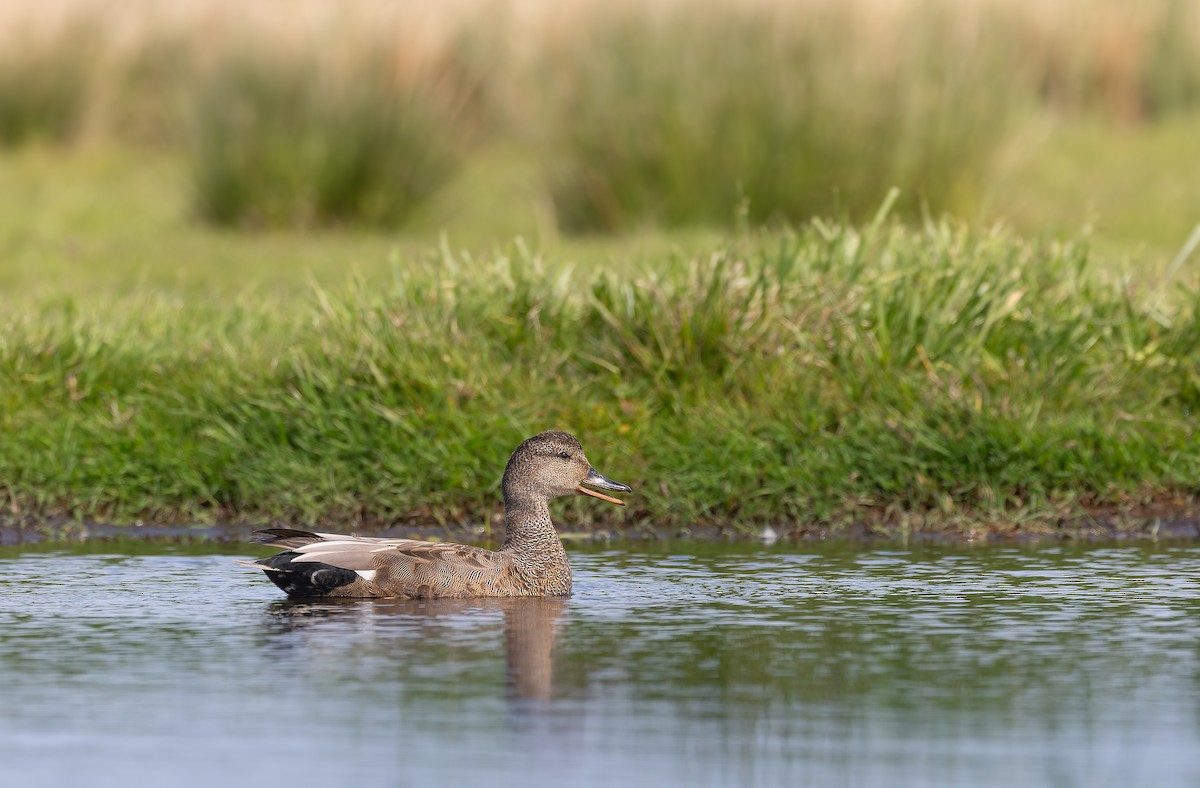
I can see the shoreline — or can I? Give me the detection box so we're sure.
[4,509,1198,547]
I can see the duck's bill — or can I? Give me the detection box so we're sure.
[577,468,632,506]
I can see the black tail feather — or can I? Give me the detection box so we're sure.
[255,551,360,598]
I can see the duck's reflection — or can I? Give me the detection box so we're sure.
[501,597,566,701]
[259,595,569,703]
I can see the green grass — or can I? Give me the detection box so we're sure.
[1,208,1198,533]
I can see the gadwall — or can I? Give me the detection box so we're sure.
[238,431,631,599]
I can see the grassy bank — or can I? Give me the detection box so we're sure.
[2,215,1198,535]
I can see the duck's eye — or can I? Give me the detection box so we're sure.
[558,451,571,460]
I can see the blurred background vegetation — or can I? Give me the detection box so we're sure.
[0,0,1197,256]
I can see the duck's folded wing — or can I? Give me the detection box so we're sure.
[287,538,509,573]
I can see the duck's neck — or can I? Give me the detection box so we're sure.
[501,497,567,559]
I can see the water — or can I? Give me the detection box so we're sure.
[1,540,1198,787]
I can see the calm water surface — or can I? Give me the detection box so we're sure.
[0,540,1197,787]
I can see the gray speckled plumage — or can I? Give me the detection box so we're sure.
[239,431,631,599]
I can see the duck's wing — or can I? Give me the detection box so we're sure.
[252,528,504,568]
[248,528,520,597]
[287,536,505,572]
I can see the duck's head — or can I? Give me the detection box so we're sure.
[503,430,632,506]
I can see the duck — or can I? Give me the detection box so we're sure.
[238,431,631,599]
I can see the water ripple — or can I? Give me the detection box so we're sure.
[0,542,1197,787]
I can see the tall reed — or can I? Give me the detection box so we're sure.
[536,5,1028,231]
[0,25,96,146]
[186,37,493,228]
